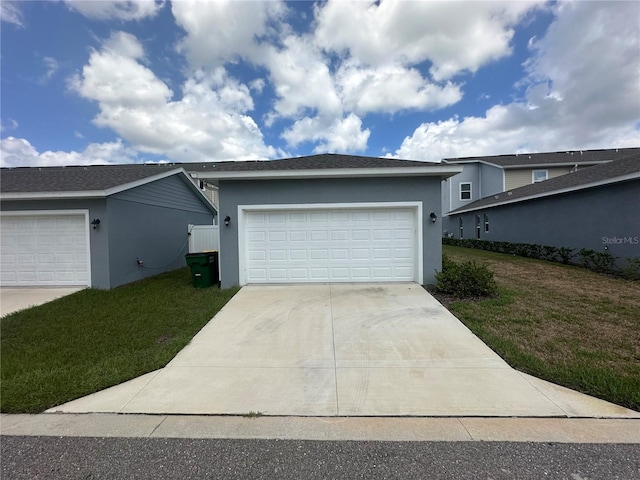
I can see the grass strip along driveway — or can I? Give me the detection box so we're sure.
[1,269,238,413]
[441,245,640,412]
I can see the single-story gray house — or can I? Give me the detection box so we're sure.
[0,165,216,289]
[446,153,640,260]
[186,154,461,288]
[1,154,461,289]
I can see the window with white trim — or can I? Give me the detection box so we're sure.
[532,169,548,183]
[475,215,481,239]
[484,213,489,233]
[459,217,464,238]
[459,182,472,200]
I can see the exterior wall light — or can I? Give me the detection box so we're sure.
[430,212,437,223]
[91,218,101,229]
[224,216,231,226]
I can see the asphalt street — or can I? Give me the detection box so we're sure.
[2,436,639,479]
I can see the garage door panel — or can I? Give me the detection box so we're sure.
[0,214,89,287]
[244,207,417,284]
[290,250,307,260]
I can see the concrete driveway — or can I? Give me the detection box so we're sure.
[1,287,84,317]
[49,284,640,417]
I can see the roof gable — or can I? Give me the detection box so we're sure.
[0,165,216,214]
[0,164,181,194]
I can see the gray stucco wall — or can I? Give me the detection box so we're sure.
[218,176,444,288]
[0,199,110,288]
[448,180,640,261]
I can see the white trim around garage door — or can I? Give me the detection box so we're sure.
[0,210,92,287]
[237,202,423,285]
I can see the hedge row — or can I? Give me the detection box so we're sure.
[442,238,640,280]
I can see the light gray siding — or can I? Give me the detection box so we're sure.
[451,180,640,260]
[111,174,212,216]
[479,163,504,197]
[218,177,443,288]
[444,164,479,214]
[106,197,212,288]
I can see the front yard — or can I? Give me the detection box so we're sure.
[2,248,639,414]
[441,245,640,411]
[1,268,238,413]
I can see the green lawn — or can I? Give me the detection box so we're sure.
[3,250,639,414]
[441,245,640,411]
[1,268,238,413]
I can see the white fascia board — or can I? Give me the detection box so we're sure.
[0,168,187,201]
[1,168,217,215]
[106,166,217,214]
[449,173,640,215]
[174,169,218,214]
[191,165,463,182]
[443,159,502,168]
[0,191,106,200]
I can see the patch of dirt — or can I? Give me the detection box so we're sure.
[155,334,174,346]
[423,284,494,309]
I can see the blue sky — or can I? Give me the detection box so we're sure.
[1,0,638,166]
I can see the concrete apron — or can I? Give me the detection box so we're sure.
[48,284,640,418]
[1,287,85,317]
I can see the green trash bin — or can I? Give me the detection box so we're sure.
[185,251,219,288]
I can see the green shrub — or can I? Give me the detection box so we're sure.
[620,258,640,281]
[436,256,498,298]
[441,253,457,273]
[578,248,616,273]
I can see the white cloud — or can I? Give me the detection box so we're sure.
[392,1,640,161]
[249,78,266,94]
[70,31,276,162]
[264,35,342,119]
[283,113,370,153]
[71,31,173,108]
[167,0,546,154]
[64,0,164,21]
[172,0,287,69]
[39,56,60,84]
[336,61,462,114]
[1,1,23,26]
[0,118,19,132]
[314,0,543,81]
[0,137,138,167]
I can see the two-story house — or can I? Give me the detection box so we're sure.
[440,147,640,236]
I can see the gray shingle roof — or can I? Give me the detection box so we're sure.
[0,164,182,193]
[443,147,640,168]
[449,152,640,214]
[180,153,435,172]
[0,154,439,194]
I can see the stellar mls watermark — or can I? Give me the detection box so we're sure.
[602,236,639,245]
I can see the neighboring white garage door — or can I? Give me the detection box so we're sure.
[0,213,90,287]
[242,206,419,284]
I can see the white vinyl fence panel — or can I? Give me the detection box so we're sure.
[188,224,219,253]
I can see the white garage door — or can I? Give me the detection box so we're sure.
[0,213,90,287]
[243,206,418,284]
